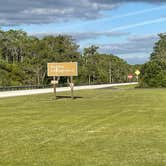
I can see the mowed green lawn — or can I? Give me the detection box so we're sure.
[1,87,166,166]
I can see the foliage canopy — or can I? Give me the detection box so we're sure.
[140,33,166,88]
[0,30,136,86]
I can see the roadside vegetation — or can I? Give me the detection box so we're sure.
[0,30,138,86]
[140,33,166,87]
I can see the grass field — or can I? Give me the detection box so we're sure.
[1,86,166,166]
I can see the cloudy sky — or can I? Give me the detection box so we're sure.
[1,0,166,64]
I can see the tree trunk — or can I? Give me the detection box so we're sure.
[41,71,46,84]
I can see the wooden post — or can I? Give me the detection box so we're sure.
[67,77,70,84]
[53,76,57,100]
[136,75,139,82]
[70,76,74,99]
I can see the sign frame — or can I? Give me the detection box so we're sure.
[47,62,78,100]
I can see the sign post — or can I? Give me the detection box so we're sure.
[47,62,78,99]
[53,76,57,99]
[70,76,74,99]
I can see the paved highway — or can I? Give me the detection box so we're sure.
[0,82,138,98]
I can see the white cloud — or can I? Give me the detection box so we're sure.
[30,31,130,41]
[109,17,166,32]
[0,0,165,25]
[99,34,159,55]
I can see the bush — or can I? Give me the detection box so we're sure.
[140,60,166,88]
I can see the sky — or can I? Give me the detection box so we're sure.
[0,0,166,64]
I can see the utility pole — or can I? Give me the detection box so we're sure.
[109,61,112,84]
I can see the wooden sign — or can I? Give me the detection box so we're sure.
[47,62,78,77]
[51,80,59,84]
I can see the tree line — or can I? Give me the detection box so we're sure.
[0,29,137,86]
[140,33,166,87]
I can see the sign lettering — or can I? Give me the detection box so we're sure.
[47,62,78,76]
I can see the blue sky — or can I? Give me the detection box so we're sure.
[1,0,166,64]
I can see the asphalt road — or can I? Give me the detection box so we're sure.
[0,82,138,98]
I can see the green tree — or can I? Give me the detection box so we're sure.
[83,45,99,84]
[140,33,166,87]
[0,29,134,87]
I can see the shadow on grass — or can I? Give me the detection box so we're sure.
[56,96,83,100]
[38,96,83,102]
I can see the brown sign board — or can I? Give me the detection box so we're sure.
[47,62,78,77]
